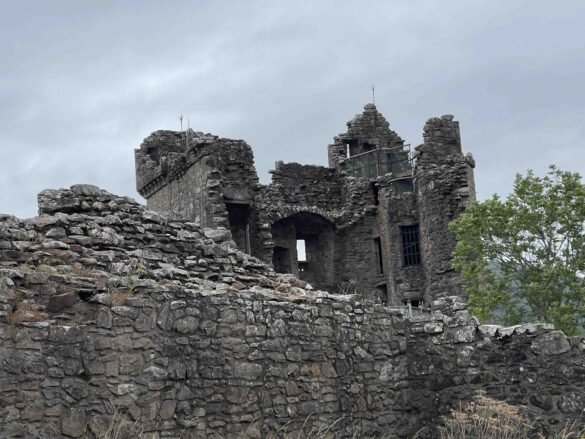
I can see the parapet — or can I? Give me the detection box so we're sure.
[135,129,220,198]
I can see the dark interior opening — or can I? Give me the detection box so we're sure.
[362,142,375,152]
[371,182,379,205]
[271,212,335,291]
[373,237,384,274]
[403,299,421,308]
[273,246,291,273]
[226,201,250,253]
[376,284,387,305]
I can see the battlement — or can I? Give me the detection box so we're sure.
[135,129,222,198]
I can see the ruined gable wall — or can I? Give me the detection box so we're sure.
[1,187,584,439]
[328,104,405,169]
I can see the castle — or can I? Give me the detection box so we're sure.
[1,105,583,439]
[135,103,476,306]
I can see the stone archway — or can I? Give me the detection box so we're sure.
[271,212,335,291]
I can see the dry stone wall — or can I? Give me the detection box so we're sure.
[1,186,584,438]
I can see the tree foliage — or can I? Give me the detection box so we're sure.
[450,166,585,335]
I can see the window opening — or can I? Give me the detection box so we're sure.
[376,284,387,305]
[225,201,250,253]
[400,225,421,266]
[296,239,306,262]
[363,142,375,152]
[371,183,379,205]
[273,246,291,273]
[297,239,309,273]
[373,237,384,274]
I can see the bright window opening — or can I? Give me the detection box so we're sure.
[296,239,306,262]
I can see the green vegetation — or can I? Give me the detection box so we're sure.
[450,166,585,334]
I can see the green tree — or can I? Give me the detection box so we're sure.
[450,166,585,335]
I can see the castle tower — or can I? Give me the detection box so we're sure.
[135,129,261,254]
[414,115,476,302]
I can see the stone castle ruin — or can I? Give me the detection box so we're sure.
[135,104,476,307]
[0,104,583,438]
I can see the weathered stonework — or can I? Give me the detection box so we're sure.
[136,104,475,306]
[0,186,584,438]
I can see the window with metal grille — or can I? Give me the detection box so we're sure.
[400,225,421,266]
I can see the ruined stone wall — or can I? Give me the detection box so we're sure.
[415,115,476,303]
[135,131,259,238]
[258,166,381,293]
[146,157,215,228]
[1,186,584,439]
[263,163,344,213]
[405,299,585,435]
[134,109,474,306]
[376,182,425,306]
[331,213,384,298]
[328,104,405,168]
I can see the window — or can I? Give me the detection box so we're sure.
[297,239,308,273]
[373,237,384,274]
[296,239,306,262]
[400,225,421,266]
[272,246,291,273]
[371,182,379,205]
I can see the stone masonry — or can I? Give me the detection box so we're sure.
[0,185,584,438]
[135,104,476,308]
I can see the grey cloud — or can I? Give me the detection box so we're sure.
[1,0,584,217]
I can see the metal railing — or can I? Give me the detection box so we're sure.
[342,145,413,178]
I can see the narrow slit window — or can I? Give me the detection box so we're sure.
[400,225,421,266]
[371,183,379,206]
[373,237,384,274]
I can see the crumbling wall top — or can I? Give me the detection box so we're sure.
[415,115,463,163]
[135,129,257,200]
[339,103,404,149]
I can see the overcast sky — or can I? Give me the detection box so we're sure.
[1,1,584,218]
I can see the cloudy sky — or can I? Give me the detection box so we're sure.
[1,1,584,218]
